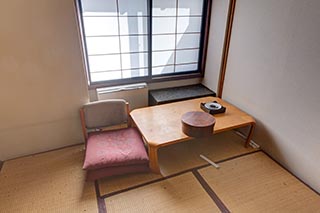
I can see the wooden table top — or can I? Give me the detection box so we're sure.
[130,97,255,147]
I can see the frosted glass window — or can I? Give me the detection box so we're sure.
[175,63,198,72]
[151,0,204,75]
[177,17,202,33]
[152,17,176,34]
[82,0,117,16]
[91,71,122,82]
[123,68,148,78]
[176,49,199,64]
[83,17,119,36]
[79,0,207,82]
[88,55,121,71]
[152,35,175,51]
[178,0,203,16]
[120,35,148,53]
[152,51,174,66]
[152,65,175,75]
[121,53,148,70]
[176,34,201,49]
[118,0,147,16]
[86,37,120,55]
[152,0,176,16]
[119,17,148,35]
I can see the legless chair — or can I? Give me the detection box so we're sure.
[80,99,149,181]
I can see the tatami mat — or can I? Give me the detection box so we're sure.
[0,145,98,213]
[105,172,220,213]
[199,152,320,213]
[99,131,257,195]
[158,131,256,176]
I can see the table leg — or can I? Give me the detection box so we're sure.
[148,145,161,174]
[245,123,256,147]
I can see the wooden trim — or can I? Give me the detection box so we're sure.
[173,0,179,73]
[74,0,92,84]
[200,0,213,75]
[217,0,237,98]
[147,0,152,80]
[125,102,132,127]
[0,160,3,172]
[95,181,107,213]
[115,0,124,79]
[80,108,88,142]
[6,143,84,162]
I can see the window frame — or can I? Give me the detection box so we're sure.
[75,0,212,89]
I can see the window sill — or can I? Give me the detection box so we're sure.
[88,72,203,90]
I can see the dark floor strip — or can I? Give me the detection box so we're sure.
[262,150,320,196]
[192,170,230,213]
[100,150,261,199]
[95,181,107,213]
[0,160,3,172]
[101,163,210,199]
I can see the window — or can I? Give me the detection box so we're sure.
[77,0,211,87]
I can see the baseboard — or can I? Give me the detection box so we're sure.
[6,142,85,161]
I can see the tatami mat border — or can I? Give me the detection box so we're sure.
[99,150,261,199]
[193,170,230,213]
[95,181,107,213]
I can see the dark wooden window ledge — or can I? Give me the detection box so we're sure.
[149,84,216,106]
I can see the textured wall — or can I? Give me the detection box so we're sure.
[223,0,320,192]
[0,0,89,160]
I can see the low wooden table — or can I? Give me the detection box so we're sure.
[130,97,256,173]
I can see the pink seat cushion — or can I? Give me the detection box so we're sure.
[86,163,150,181]
[83,127,149,170]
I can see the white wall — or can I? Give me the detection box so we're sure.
[202,0,229,92]
[0,0,89,160]
[223,0,320,192]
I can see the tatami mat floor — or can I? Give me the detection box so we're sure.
[199,152,320,212]
[0,146,97,213]
[0,131,319,213]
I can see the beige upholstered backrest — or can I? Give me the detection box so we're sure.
[83,99,128,129]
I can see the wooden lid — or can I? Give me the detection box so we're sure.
[181,111,215,127]
[181,111,216,137]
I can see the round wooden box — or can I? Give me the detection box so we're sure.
[181,111,216,137]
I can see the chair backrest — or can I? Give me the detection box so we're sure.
[82,99,128,130]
